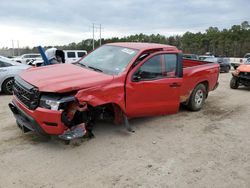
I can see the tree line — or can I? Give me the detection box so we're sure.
[2,21,250,57]
[57,21,250,57]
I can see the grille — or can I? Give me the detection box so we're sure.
[239,72,250,79]
[13,77,40,110]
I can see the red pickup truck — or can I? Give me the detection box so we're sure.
[9,43,219,140]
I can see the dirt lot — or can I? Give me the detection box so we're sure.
[0,72,249,188]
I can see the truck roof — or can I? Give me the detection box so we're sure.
[106,42,179,51]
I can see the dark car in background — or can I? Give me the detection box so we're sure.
[203,57,231,73]
[183,54,199,60]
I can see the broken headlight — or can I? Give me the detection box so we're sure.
[40,95,76,111]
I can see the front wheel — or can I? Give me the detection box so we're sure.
[187,84,207,111]
[230,76,239,89]
[2,78,14,95]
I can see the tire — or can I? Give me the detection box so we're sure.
[230,76,239,89]
[187,84,207,111]
[225,66,230,73]
[2,77,14,95]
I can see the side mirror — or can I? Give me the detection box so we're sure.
[133,74,141,82]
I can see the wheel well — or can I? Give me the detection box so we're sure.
[94,103,124,124]
[183,81,209,105]
[200,81,209,91]
[2,77,14,90]
[198,81,209,97]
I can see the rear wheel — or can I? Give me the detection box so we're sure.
[2,78,14,95]
[230,76,239,89]
[187,84,207,111]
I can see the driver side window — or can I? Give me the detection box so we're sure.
[133,55,162,81]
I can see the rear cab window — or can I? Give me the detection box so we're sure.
[163,54,177,77]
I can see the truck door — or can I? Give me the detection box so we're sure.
[126,53,183,117]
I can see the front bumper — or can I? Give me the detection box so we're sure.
[9,96,67,135]
[238,75,250,86]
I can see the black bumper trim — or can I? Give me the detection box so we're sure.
[9,102,48,136]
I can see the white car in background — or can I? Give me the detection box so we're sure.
[0,56,30,94]
[12,53,42,64]
[64,50,87,63]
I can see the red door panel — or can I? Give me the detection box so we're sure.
[126,77,182,117]
[125,53,183,118]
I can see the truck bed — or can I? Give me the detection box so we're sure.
[180,59,219,102]
[183,58,212,68]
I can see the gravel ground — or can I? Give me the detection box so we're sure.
[0,72,249,188]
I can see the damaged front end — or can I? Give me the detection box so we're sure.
[41,93,122,142]
[39,94,96,141]
[10,79,127,144]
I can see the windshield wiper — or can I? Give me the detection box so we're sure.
[75,62,103,72]
[88,66,103,72]
[74,62,87,67]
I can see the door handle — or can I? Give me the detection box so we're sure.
[169,82,181,87]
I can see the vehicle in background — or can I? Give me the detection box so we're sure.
[183,54,199,60]
[0,56,30,94]
[64,50,87,63]
[244,53,250,59]
[231,59,243,70]
[12,53,42,64]
[203,57,231,73]
[230,59,250,89]
[9,42,219,142]
[230,53,250,70]
[199,55,215,60]
[27,50,88,66]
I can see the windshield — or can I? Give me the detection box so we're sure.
[79,45,138,75]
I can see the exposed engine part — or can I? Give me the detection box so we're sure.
[60,101,133,143]
[58,124,86,141]
[60,101,95,141]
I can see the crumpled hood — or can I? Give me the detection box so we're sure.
[19,64,114,93]
[238,64,250,73]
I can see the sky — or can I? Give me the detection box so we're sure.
[0,0,249,48]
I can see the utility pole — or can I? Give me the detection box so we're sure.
[92,23,95,50]
[17,40,20,56]
[92,23,103,49]
[99,24,102,46]
[12,40,14,56]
